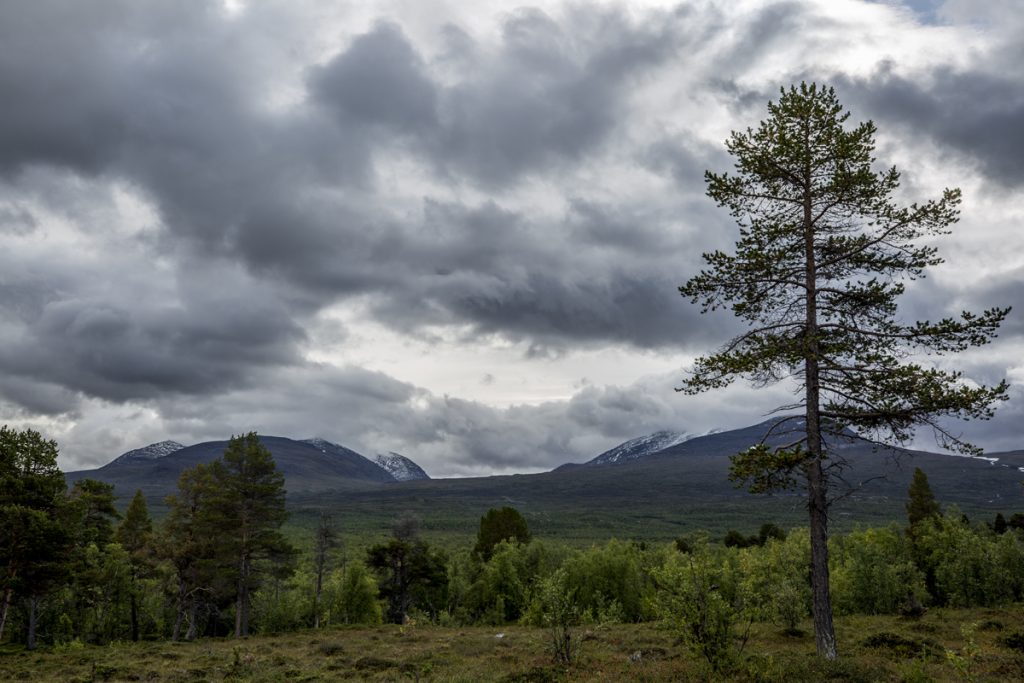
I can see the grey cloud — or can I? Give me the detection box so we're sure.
[0,295,305,404]
[431,7,676,185]
[0,203,37,235]
[0,376,80,417]
[360,198,739,352]
[0,1,710,372]
[835,67,1024,186]
[309,7,678,186]
[310,22,438,133]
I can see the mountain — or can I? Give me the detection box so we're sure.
[67,435,398,500]
[64,421,1023,543]
[282,418,1024,543]
[108,440,184,466]
[375,452,430,481]
[650,416,861,459]
[583,430,692,466]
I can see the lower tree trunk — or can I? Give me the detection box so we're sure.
[313,567,324,629]
[808,457,837,660]
[26,595,39,651]
[185,600,197,641]
[235,554,250,638]
[130,593,139,642]
[235,585,249,637]
[172,578,186,642]
[0,586,12,641]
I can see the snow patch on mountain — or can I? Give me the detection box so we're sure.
[302,437,338,452]
[375,452,430,481]
[589,430,693,466]
[110,440,184,466]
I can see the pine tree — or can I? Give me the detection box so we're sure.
[679,83,1009,659]
[68,479,121,547]
[367,518,448,624]
[161,464,219,641]
[207,433,293,637]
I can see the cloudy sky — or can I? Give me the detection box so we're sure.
[1,0,1021,476]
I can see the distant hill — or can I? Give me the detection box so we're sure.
[66,435,407,500]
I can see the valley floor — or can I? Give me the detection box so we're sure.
[3,606,1024,682]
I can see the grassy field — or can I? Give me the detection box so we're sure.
[4,606,1023,682]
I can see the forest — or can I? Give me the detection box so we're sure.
[3,424,1024,680]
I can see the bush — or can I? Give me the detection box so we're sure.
[830,525,927,615]
[655,542,750,672]
[738,530,809,631]
[915,512,1024,607]
[560,540,650,623]
[323,562,382,625]
[533,568,581,665]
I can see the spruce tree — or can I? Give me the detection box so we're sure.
[679,83,1009,658]
[906,467,941,534]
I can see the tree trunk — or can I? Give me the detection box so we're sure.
[313,571,323,629]
[172,576,186,642]
[26,595,39,651]
[130,593,139,642]
[803,138,838,660]
[0,586,12,642]
[807,456,837,659]
[185,599,197,641]
[235,553,250,637]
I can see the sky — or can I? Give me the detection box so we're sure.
[1,0,1022,477]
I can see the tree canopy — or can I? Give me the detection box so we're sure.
[474,506,532,561]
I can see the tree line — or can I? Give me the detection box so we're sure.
[2,425,1023,669]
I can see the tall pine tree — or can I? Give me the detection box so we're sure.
[679,83,1009,658]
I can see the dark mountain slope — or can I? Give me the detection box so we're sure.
[66,435,394,500]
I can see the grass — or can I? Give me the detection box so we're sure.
[4,606,1024,682]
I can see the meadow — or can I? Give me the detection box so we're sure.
[3,606,1024,682]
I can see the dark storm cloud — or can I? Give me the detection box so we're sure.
[835,67,1024,186]
[0,376,80,417]
[0,292,306,407]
